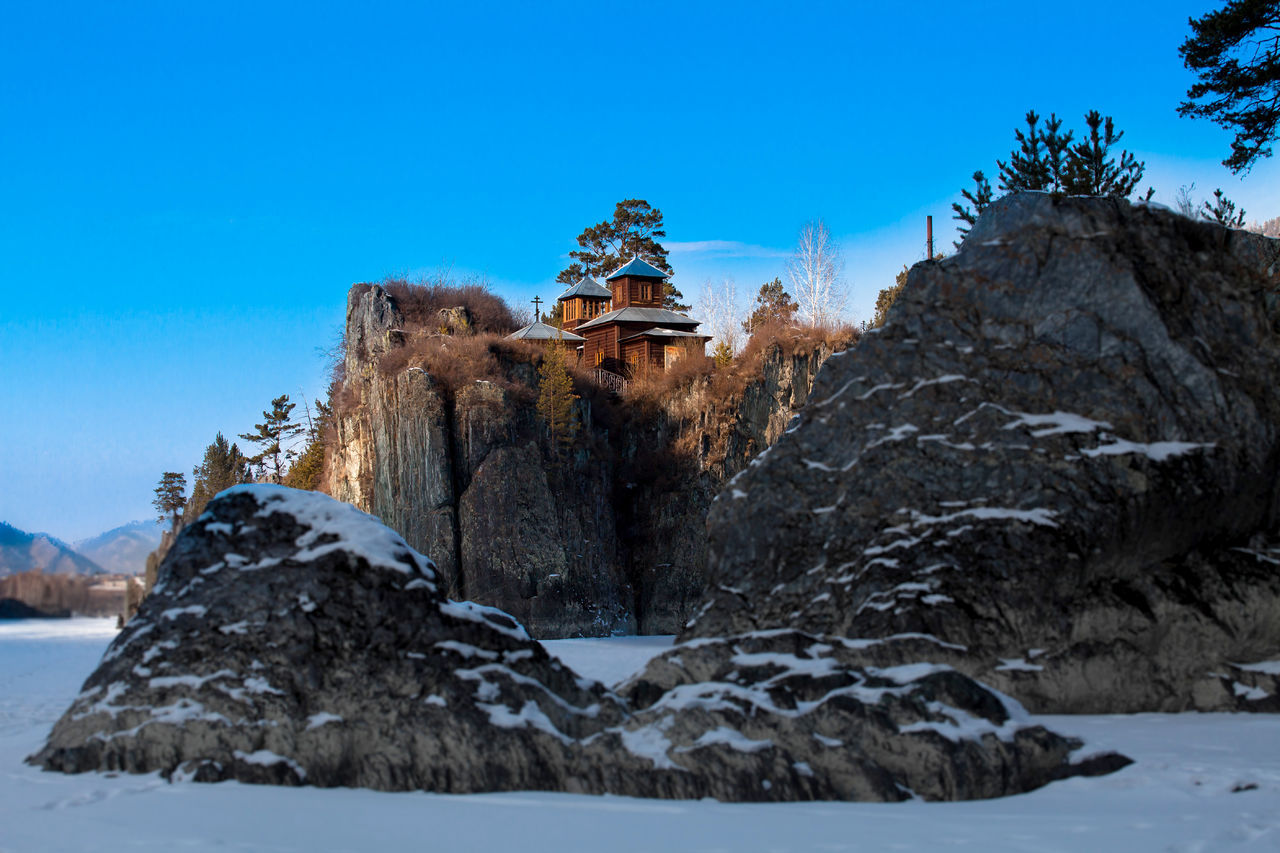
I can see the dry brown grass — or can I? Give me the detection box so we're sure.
[375,331,540,402]
[622,322,859,409]
[381,278,518,335]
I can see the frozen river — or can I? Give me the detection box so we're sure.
[2,618,1278,852]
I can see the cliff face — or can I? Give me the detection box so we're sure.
[689,193,1280,714]
[326,284,837,637]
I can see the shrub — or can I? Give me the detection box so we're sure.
[381,277,518,335]
[375,330,540,402]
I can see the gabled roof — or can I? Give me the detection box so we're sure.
[506,321,586,342]
[556,276,612,301]
[605,256,670,281]
[618,328,711,343]
[576,306,700,331]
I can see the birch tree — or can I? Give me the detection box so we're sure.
[697,276,744,355]
[787,220,847,327]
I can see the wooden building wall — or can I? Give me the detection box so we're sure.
[609,275,662,309]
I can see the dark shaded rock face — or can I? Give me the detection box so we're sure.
[689,194,1280,713]
[30,486,1122,801]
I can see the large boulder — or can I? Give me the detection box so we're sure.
[31,485,626,792]
[30,485,1119,800]
[689,193,1280,713]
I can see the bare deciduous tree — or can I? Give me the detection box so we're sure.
[1175,183,1199,218]
[697,276,745,355]
[787,220,847,327]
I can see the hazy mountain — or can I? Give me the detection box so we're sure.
[73,520,163,576]
[0,523,106,577]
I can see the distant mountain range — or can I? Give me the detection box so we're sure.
[0,523,106,576]
[73,520,164,575]
[0,519,163,577]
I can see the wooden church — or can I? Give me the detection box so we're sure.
[554,257,709,375]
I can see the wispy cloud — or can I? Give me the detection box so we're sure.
[665,240,788,259]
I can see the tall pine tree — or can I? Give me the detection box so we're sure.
[537,343,579,459]
[557,199,689,311]
[153,472,187,531]
[741,277,799,334]
[238,395,305,482]
[188,433,251,517]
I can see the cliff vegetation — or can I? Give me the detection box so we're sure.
[326,279,856,636]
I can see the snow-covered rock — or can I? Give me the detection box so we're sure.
[29,485,1120,800]
[690,192,1280,713]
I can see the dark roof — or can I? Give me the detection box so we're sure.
[506,321,586,342]
[556,276,612,301]
[576,306,701,331]
[605,256,670,280]
[618,328,711,343]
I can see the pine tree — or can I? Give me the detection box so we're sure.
[998,111,1054,193]
[189,433,251,517]
[537,343,579,459]
[741,277,799,334]
[1040,113,1074,192]
[1203,187,1248,226]
[956,110,1152,246]
[711,340,734,367]
[1179,0,1280,173]
[1059,111,1148,198]
[238,395,305,482]
[557,199,689,311]
[951,171,994,248]
[153,472,187,531]
[282,398,331,492]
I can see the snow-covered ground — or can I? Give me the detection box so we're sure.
[2,619,1279,852]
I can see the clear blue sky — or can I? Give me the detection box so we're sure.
[2,1,1276,541]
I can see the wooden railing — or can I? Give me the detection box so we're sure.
[590,368,628,395]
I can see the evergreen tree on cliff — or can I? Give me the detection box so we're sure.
[239,395,305,482]
[951,171,994,247]
[283,399,331,492]
[1204,187,1249,226]
[742,277,799,334]
[152,472,187,532]
[537,343,579,459]
[1179,0,1280,173]
[1059,111,1149,198]
[955,110,1151,245]
[557,199,689,311]
[188,433,251,517]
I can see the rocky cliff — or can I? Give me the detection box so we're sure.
[688,193,1280,713]
[326,285,837,637]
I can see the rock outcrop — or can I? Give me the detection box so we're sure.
[688,193,1280,713]
[31,486,1123,801]
[327,284,840,637]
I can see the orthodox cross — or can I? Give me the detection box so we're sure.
[531,295,543,321]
